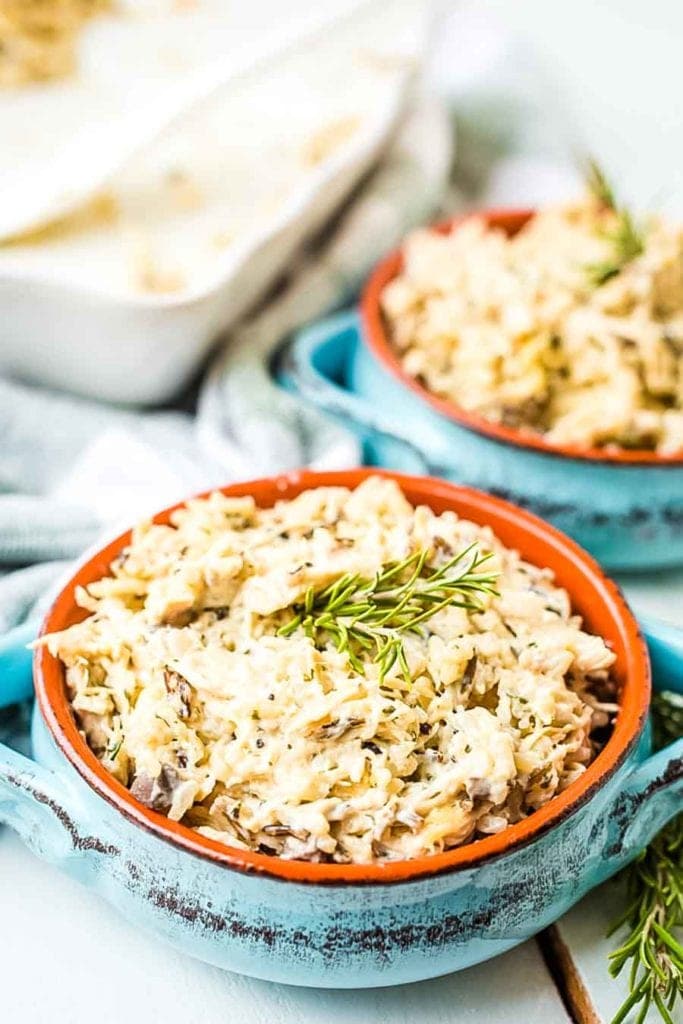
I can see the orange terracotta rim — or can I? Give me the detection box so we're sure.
[35,468,650,885]
[361,208,683,467]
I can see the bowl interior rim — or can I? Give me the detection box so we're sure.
[35,468,650,885]
[360,208,683,468]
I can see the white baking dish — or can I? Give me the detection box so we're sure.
[0,0,424,404]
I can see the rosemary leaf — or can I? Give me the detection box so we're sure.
[106,737,123,760]
[586,157,618,210]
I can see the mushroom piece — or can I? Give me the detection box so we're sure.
[130,765,180,814]
[163,668,192,720]
[314,717,364,740]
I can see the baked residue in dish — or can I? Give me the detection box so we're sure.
[381,194,683,454]
[39,478,617,864]
[0,0,112,87]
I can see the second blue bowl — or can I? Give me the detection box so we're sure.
[284,310,683,571]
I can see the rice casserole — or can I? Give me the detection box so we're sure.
[380,196,683,454]
[40,477,617,864]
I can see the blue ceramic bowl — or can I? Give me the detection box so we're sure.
[284,210,683,571]
[0,469,681,988]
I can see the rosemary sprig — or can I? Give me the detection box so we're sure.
[585,158,645,286]
[608,691,683,1024]
[586,158,617,210]
[277,544,499,683]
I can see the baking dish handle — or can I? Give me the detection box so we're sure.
[608,617,683,859]
[0,623,103,862]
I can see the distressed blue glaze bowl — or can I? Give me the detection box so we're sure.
[0,469,681,988]
[285,210,683,571]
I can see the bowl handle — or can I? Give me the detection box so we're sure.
[607,616,683,859]
[0,625,111,863]
[0,740,86,863]
[285,312,430,473]
[0,621,38,709]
